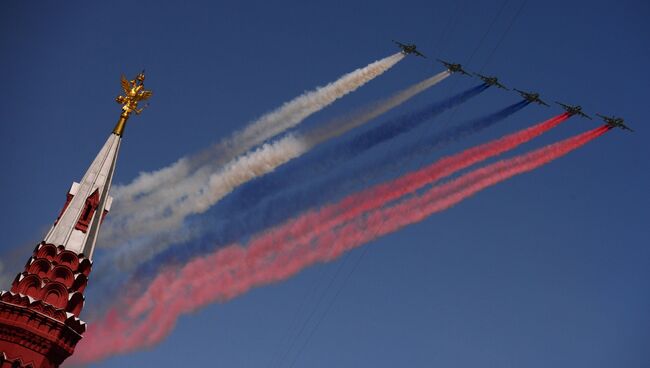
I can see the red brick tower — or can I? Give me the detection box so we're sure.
[0,71,152,367]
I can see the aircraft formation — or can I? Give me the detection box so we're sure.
[393,40,633,131]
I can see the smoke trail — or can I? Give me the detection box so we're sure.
[96,72,450,274]
[231,83,489,212]
[318,100,531,195]
[225,100,531,232]
[307,70,450,143]
[230,53,405,157]
[328,126,611,255]
[73,119,599,364]
[128,101,536,274]
[107,52,405,226]
[126,112,567,283]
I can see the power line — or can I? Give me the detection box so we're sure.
[480,0,528,73]
[465,0,510,67]
[441,0,528,140]
[266,265,327,368]
[411,0,512,178]
[270,7,471,365]
[273,3,528,366]
[288,247,369,368]
[435,1,464,56]
[273,254,351,367]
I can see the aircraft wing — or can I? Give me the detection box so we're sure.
[580,112,593,120]
[393,40,407,48]
[496,82,509,90]
[413,50,426,58]
[539,99,550,107]
[621,124,634,132]
[473,74,488,83]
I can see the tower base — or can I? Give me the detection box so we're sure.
[0,296,85,368]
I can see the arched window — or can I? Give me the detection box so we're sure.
[75,189,100,233]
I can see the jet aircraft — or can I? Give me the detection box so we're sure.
[393,40,426,58]
[436,59,470,75]
[596,113,633,132]
[555,102,592,119]
[474,73,509,89]
[514,89,550,107]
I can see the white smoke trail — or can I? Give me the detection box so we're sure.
[108,135,308,242]
[112,158,191,203]
[103,53,405,247]
[110,53,405,206]
[227,53,406,155]
[305,70,450,145]
[99,71,450,273]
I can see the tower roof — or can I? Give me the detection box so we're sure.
[43,71,152,259]
[43,134,121,258]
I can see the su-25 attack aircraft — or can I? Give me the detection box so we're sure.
[514,89,550,107]
[436,59,471,75]
[597,114,634,132]
[555,102,592,119]
[474,73,509,90]
[393,40,426,58]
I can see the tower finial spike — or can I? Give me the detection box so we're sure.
[113,70,152,136]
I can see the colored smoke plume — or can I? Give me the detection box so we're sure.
[97,71,450,275]
[231,83,490,212]
[103,52,405,246]
[130,101,537,279]
[73,120,608,364]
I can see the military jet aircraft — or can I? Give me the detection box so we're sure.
[393,40,426,58]
[514,89,550,107]
[436,59,470,75]
[555,102,592,119]
[473,73,509,90]
[596,113,634,132]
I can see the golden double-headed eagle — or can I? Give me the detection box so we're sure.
[116,71,153,116]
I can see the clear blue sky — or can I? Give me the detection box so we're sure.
[1,0,649,367]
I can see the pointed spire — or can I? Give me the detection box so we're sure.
[44,71,152,259]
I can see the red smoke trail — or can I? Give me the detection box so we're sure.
[73,117,596,364]
[196,113,572,263]
[329,112,571,219]
[322,125,610,260]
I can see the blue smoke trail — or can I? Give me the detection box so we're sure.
[230,83,490,211]
[327,99,531,191]
[133,100,528,278]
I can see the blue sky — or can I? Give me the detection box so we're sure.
[1,0,649,367]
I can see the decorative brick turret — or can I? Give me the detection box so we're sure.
[0,71,151,367]
[0,243,89,367]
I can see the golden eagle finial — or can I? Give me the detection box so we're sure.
[113,70,152,136]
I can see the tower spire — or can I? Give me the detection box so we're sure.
[0,72,151,367]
